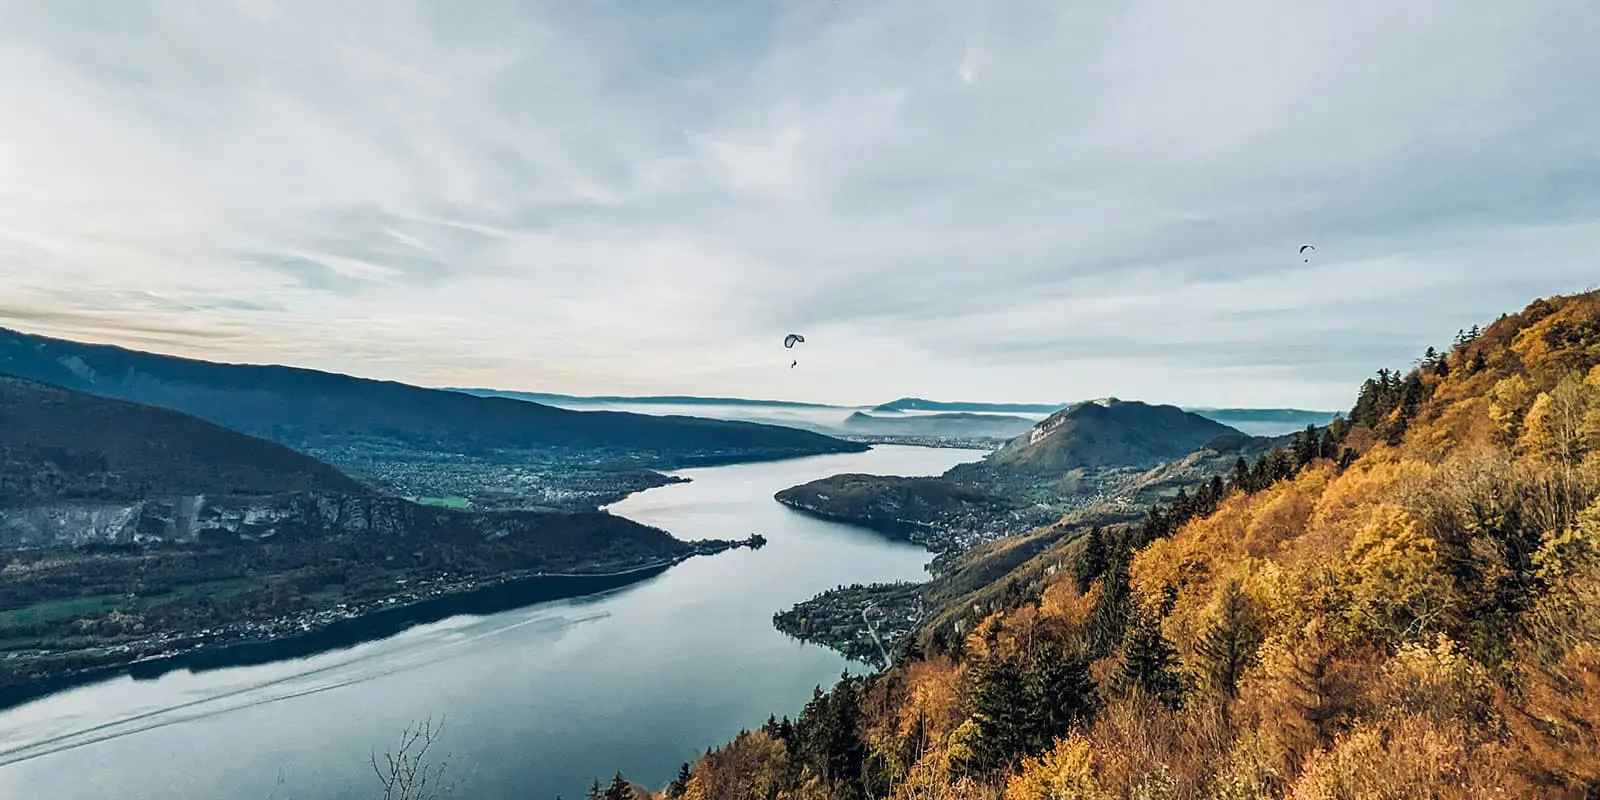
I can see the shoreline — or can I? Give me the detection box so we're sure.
[0,442,900,711]
[0,541,760,712]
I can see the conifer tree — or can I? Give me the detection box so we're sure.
[667,763,692,797]
[1072,524,1109,593]
[1118,613,1184,708]
[603,772,631,800]
[1085,556,1134,657]
[1024,639,1094,752]
[966,653,1033,771]
[1318,426,1338,460]
[1232,455,1251,490]
[1293,424,1319,466]
[1194,580,1265,700]
[587,778,603,800]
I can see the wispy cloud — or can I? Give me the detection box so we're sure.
[2,0,1598,409]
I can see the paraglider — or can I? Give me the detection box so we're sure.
[1300,244,1314,262]
[784,333,805,368]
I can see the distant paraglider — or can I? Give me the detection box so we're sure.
[1300,244,1315,262]
[784,333,805,369]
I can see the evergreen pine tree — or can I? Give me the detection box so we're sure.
[1024,640,1094,752]
[604,772,632,800]
[667,763,692,797]
[1085,556,1134,657]
[1139,505,1166,545]
[1232,456,1251,491]
[1249,453,1272,488]
[777,716,795,751]
[967,654,1033,771]
[587,778,603,800]
[1118,614,1184,708]
[1072,525,1109,593]
[1194,580,1264,700]
[1470,351,1487,373]
[1171,488,1191,524]
[1267,448,1294,482]
[1318,426,1338,460]
[1293,424,1319,466]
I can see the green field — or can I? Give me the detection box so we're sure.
[0,577,257,632]
[407,496,473,509]
[0,595,126,628]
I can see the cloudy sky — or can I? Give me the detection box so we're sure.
[2,1,1598,410]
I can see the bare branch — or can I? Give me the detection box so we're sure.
[370,716,452,800]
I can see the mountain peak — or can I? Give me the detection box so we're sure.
[988,397,1241,476]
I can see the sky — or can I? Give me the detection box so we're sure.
[2,1,1599,411]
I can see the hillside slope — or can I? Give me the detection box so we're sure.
[778,400,1257,551]
[0,378,699,694]
[0,374,366,504]
[977,397,1240,476]
[645,289,1600,800]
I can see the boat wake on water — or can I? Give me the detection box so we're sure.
[0,609,611,768]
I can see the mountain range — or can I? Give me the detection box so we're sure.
[453,387,1338,439]
[0,328,865,509]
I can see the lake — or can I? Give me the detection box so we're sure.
[0,444,985,800]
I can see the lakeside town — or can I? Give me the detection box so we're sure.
[0,534,765,700]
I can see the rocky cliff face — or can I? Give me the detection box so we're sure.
[0,491,666,551]
[0,492,384,548]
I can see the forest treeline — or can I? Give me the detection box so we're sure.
[619,290,1600,799]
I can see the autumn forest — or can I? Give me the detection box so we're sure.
[639,290,1600,799]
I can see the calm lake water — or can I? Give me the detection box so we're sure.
[0,445,984,800]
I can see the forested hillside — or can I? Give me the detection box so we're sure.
[638,290,1600,799]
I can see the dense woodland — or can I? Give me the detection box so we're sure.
[613,291,1600,799]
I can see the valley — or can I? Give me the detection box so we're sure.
[0,372,778,699]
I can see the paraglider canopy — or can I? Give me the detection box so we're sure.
[1300,244,1314,262]
[783,333,805,349]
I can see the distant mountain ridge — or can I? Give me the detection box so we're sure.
[840,411,1037,439]
[448,388,1335,439]
[0,328,865,468]
[446,387,845,410]
[872,397,1067,414]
